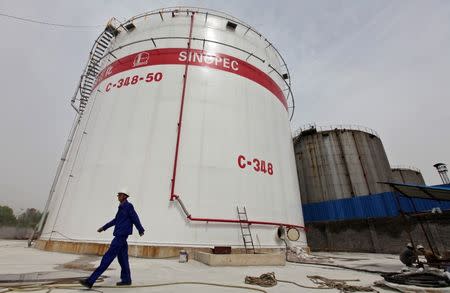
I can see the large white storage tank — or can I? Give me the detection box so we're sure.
[36,7,305,256]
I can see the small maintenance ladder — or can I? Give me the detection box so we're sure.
[237,206,255,254]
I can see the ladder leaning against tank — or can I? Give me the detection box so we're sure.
[28,19,120,246]
[237,207,255,254]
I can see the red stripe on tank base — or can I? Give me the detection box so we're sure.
[94,48,287,110]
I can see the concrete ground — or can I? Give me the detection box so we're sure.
[0,240,448,292]
[313,251,404,273]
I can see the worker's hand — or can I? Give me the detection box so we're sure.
[97,227,104,233]
[139,231,144,237]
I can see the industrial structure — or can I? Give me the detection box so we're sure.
[294,125,450,254]
[390,166,426,185]
[34,7,305,257]
[434,163,450,184]
[294,125,391,204]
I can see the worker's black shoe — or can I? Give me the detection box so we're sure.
[116,281,132,286]
[79,279,93,289]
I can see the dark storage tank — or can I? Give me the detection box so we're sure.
[390,166,426,185]
[294,125,392,204]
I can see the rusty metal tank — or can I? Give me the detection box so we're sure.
[294,125,392,204]
[390,166,426,185]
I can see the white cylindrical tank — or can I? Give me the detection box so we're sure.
[38,7,305,255]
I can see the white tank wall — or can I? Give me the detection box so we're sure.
[41,8,305,248]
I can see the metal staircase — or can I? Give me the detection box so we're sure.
[71,21,119,114]
[237,206,255,254]
[29,22,120,245]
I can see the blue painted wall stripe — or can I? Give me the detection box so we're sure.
[302,192,450,222]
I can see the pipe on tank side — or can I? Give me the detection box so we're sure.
[173,195,305,230]
[170,11,195,201]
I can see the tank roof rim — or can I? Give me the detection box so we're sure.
[391,166,422,173]
[294,124,380,139]
[110,7,295,120]
[128,6,249,27]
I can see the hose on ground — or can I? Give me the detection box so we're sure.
[283,241,392,275]
[1,268,383,293]
[245,272,277,287]
[244,272,327,289]
[0,279,268,293]
[244,272,379,292]
[287,259,394,275]
[307,275,378,292]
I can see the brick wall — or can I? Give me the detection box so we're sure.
[306,212,450,254]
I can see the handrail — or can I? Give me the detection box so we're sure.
[294,124,380,138]
[71,22,116,113]
[391,165,422,173]
[111,7,295,120]
[122,7,245,27]
[118,7,263,44]
[174,195,305,230]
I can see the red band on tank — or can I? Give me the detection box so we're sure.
[94,48,287,110]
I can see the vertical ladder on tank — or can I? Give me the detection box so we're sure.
[237,207,255,254]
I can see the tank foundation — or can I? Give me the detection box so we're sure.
[195,251,285,266]
[34,239,284,259]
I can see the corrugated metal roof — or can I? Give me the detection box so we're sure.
[380,182,450,201]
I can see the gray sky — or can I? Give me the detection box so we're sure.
[1,0,449,212]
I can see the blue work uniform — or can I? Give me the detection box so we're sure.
[87,200,145,285]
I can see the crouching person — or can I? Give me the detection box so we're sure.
[400,243,418,267]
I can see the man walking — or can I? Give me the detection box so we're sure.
[80,190,145,289]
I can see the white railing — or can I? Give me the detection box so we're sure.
[115,7,295,120]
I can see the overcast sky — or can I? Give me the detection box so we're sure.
[1,0,449,212]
